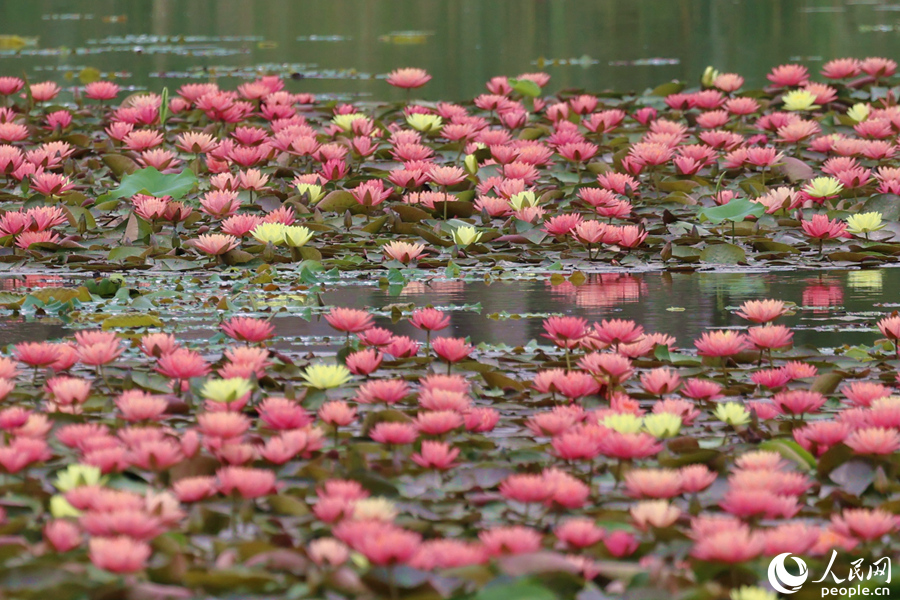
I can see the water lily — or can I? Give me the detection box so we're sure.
[296,183,324,204]
[201,377,253,403]
[846,211,884,238]
[802,176,843,200]
[509,190,538,211]
[283,225,314,248]
[251,222,287,245]
[54,464,104,491]
[713,402,751,426]
[331,113,367,131]
[301,363,353,389]
[602,413,643,434]
[846,102,870,123]
[782,89,819,111]
[406,113,442,132]
[452,225,482,247]
[643,413,682,438]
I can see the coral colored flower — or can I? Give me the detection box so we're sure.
[680,378,723,401]
[773,389,826,415]
[370,422,418,445]
[89,536,151,573]
[593,319,644,346]
[747,324,793,350]
[325,307,373,333]
[221,316,274,343]
[604,530,639,557]
[640,368,680,395]
[845,427,900,455]
[736,299,788,323]
[542,316,588,349]
[479,526,542,556]
[386,68,431,89]
[411,440,460,470]
[382,240,425,264]
[631,500,680,530]
[432,337,473,363]
[44,519,82,552]
[831,508,899,540]
[694,330,749,357]
[217,466,277,498]
[308,538,350,567]
[318,401,357,427]
[410,307,450,332]
[555,519,604,548]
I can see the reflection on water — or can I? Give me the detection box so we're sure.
[0,269,893,352]
[4,0,900,100]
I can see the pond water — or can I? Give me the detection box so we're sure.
[3,0,900,101]
[0,267,893,353]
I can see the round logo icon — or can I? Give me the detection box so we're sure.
[768,553,809,594]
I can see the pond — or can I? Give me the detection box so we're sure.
[4,0,900,101]
[1,267,893,352]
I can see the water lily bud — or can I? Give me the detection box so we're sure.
[464,153,479,175]
[701,66,720,88]
[296,183,324,205]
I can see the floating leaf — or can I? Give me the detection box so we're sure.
[699,243,746,264]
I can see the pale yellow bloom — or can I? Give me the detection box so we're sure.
[601,412,643,434]
[643,413,682,438]
[331,113,367,131]
[701,66,720,88]
[201,377,253,403]
[782,89,819,111]
[406,113,443,133]
[630,500,681,529]
[301,363,353,389]
[252,222,287,245]
[509,190,538,211]
[714,402,750,426]
[802,176,843,199]
[452,225,482,247]
[352,497,398,521]
[731,587,777,600]
[50,495,82,518]
[846,211,884,235]
[283,225,314,247]
[846,103,870,123]
[54,464,104,492]
[296,183,324,204]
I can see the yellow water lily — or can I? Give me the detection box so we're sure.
[451,225,483,247]
[50,495,82,518]
[846,102,870,123]
[296,183,324,204]
[714,402,751,426]
[406,113,442,132]
[54,464,104,492]
[283,225,314,247]
[464,154,479,175]
[352,497,398,521]
[331,113,367,131]
[701,66,720,88]
[730,587,777,600]
[509,190,538,211]
[846,211,885,235]
[802,176,843,199]
[643,413,682,438]
[782,89,819,111]
[601,412,643,434]
[201,377,253,403]
[301,363,353,389]
[251,222,287,245]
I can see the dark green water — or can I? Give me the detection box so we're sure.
[3,0,900,101]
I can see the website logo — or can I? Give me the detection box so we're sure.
[768,553,809,594]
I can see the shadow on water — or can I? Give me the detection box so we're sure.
[0,268,893,352]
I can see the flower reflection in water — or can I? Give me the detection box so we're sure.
[549,273,647,308]
[802,278,844,313]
